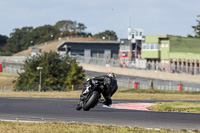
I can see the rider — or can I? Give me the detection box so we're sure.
[79,72,118,107]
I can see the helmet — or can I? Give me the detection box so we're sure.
[86,78,92,85]
[108,73,116,79]
[86,78,91,82]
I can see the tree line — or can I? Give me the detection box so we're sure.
[0,20,118,55]
[1,16,200,56]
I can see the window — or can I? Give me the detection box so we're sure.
[147,43,150,49]
[151,44,154,49]
[142,43,147,49]
[122,52,128,57]
[154,43,158,49]
[136,31,138,36]
[142,43,158,50]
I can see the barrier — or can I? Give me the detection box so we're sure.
[178,84,183,91]
[0,62,2,72]
[134,82,139,89]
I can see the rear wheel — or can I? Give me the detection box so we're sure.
[83,91,100,111]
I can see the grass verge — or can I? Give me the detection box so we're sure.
[0,72,18,77]
[0,73,18,86]
[1,89,200,100]
[0,90,199,100]
[149,102,200,113]
[0,121,199,133]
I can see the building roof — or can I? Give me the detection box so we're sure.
[65,37,119,43]
[57,38,119,49]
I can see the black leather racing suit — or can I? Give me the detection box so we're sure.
[86,75,118,106]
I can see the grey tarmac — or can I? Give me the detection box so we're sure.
[0,97,199,130]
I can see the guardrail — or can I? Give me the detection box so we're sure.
[1,79,199,92]
[117,79,200,92]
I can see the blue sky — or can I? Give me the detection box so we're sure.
[0,0,199,38]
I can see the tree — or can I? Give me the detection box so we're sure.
[0,34,8,52]
[0,34,8,46]
[76,23,87,33]
[189,15,200,38]
[55,20,76,32]
[93,30,118,41]
[27,25,59,45]
[6,25,59,53]
[15,51,85,91]
[65,59,85,85]
[54,20,87,34]
[3,20,88,54]
[6,27,33,53]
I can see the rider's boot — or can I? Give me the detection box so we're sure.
[103,98,112,107]
[98,99,106,103]
[76,94,85,111]
[76,101,83,111]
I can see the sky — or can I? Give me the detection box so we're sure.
[0,0,200,38]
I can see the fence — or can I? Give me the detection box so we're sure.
[0,85,13,92]
[3,66,24,74]
[169,64,200,75]
[0,77,200,92]
[0,56,26,64]
[117,79,200,92]
[73,56,200,76]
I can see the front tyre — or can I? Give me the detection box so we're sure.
[83,91,100,111]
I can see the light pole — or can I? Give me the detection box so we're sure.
[30,41,33,46]
[60,32,63,38]
[154,70,158,89]
[37,67,43,92]
[51,35,54,42]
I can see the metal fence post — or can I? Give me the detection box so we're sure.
[128,78,130,89]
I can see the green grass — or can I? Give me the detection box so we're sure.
[0,121,199,133]
[149,102,200,113]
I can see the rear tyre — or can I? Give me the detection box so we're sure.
[83,91,100,111]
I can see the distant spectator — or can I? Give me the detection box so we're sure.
[120,60,125,68]
[163,68,165,72]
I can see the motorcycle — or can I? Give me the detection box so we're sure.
[76,79,105,111]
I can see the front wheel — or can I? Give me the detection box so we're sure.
[83,91,100,111]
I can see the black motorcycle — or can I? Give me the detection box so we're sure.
[76,79,105,111]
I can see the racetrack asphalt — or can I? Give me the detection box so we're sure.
[0,97,200,130]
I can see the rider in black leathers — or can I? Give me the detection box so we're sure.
[79,73,118,107]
